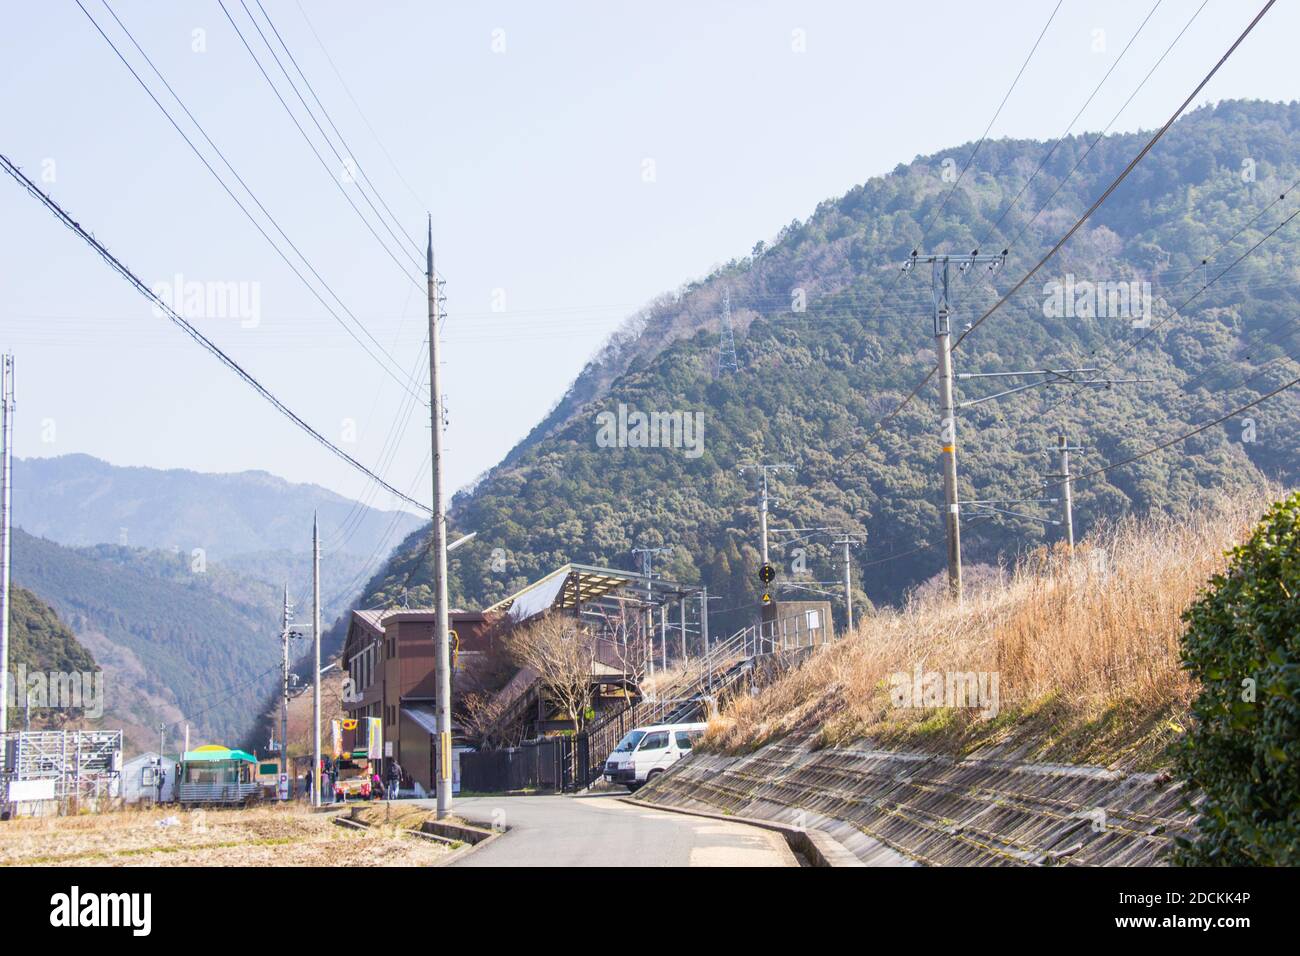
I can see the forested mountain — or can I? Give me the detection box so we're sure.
[343,100,1300,640]
[10,528,287,752]
[3,585,97,730]
[12,454,422,604]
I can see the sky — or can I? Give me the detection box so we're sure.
[2,0,1298,518]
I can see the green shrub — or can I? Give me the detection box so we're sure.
[1173,494,1300,865]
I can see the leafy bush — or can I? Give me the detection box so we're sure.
[1173,494,1300,865]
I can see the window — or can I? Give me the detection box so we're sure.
[637,731,669,752]
[806,609,821,630]
[675,732,695,750]
[613,731,645,753]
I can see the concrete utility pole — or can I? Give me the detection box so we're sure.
[739,463,792,568]
[280,585,291,782]
[699,586,710,652]
[0,354,12,734]
[905,253,1006,603]
[427,218,454,820]
[659,604,668,671]
[679,595,688,663]
[832,534,864,635]
[632,545,672,680]
[1049,434,1082,549]
[312,512,322,808]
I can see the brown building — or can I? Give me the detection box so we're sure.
[341,608,500,794]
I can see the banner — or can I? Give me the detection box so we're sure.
[366,717,383,760]
[330,719,342,759]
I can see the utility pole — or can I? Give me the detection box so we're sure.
[0,354,12,734]
[699,586,710,652]
[427,218,454,820]
[632,546,671,682]
[659,604,668,671]
[904,253,1006,603]
[832,534,864,635]
[280,585,291,782]
[1048,434,1082,549]
[739,463,792,569]
[679,594,688,663]
[312,512,322,808]
[184,724,190,756]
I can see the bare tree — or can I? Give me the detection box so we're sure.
[507,613,599,781]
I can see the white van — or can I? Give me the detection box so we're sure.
[602,722,706,791]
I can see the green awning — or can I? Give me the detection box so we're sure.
[183,747,256,763]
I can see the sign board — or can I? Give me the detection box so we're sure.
[277,774,289,801]
[366,717,383,760]
[384,741,393,758]
[7,778,57,802]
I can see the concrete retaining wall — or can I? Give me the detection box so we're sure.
[633,735,1194,866]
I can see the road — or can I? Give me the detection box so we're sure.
[416,794,797,867]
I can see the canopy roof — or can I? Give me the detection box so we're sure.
[484,562,686,623]
[183,746,256,763]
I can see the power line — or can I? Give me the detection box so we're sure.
[252,0,422,260]
[951,0,1276,354]
[215,0,425,292]
[81,0,425,403]
[0,152,433,516]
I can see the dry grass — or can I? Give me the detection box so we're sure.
[0,802,449,867]
[707,489,1279,770]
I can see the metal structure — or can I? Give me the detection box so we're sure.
[738,462,793,569]
[1,729,123,812]
[717,287,739,374]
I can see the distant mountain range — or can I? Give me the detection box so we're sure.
[6,455,425,753]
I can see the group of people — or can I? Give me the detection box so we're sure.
[300,757,406,802]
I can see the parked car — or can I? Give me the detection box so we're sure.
[603,722,706,791]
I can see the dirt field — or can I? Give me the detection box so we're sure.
[0,803,451,867]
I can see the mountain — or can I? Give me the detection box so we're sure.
[12,453,423,626]
[341,100,1300,641]
[10,528,290,753]
[4,585,98,729]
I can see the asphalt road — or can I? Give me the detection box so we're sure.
[416,794,796,867]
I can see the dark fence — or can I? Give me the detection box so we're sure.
[460,736,593,793]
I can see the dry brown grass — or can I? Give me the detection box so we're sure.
[707,489,1279,770]
[0,802,449,867]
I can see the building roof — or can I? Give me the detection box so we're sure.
[484,562,686,623]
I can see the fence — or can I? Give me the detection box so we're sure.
[460,735,592,793]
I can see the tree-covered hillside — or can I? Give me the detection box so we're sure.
[4,585,97,729]
[343,100,1300,641]
[10,528,284,749]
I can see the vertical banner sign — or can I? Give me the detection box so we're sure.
[439,731,452,782]
[330,719,342,759]
[367,717,383,760]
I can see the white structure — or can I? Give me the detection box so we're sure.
[1,729,123,816]
[122,752,177,804]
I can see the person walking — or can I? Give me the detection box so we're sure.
[387,759,402,801]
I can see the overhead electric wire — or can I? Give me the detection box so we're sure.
[82,0,425,403]
[0,152,433,516]
[240,0,422,268]
[215,0,425,292]
[973,0,1164,253]
[252,0,422,260]
[292,0,426,210]
[951,0,1275,355]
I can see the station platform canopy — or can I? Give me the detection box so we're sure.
[484,562,688,624]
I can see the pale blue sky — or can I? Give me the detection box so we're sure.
[3,0,1297,516]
